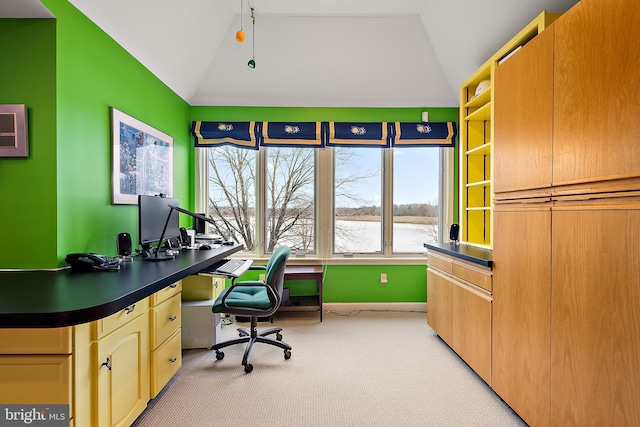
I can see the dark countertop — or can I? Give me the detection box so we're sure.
[424,242,493,267]
[0,244,242,328]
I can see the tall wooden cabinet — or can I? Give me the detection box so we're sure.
[492,0,640,425]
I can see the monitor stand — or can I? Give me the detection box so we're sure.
[141,244,175,262]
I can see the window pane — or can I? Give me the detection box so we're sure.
[393,147,439,252]
[206,146,257,251]
[265,147,315,253]
[334,147,382,253]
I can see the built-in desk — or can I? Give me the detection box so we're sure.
[0,245,242,427]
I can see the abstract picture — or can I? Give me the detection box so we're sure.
[111,107,173,204]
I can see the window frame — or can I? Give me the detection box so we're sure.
[195,145,454,261]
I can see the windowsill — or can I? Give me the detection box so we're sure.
[235,254,428,266]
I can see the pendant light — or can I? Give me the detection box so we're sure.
[235,0,245,42]
[247,5,256,68]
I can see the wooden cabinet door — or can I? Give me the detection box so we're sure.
[494,25,554,194]
[551,207,640,426]
[452,283,491,384]
[553,0,640,186]
[492,207,551,426]
[426,268,453,346]
[96,312,149,427]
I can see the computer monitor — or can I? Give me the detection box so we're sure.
[138,194,180,249]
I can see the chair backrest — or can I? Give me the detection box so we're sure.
[265,245,291,305]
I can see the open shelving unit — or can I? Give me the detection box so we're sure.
[459,10,562,248]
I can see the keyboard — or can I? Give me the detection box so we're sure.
[214,259,253,277]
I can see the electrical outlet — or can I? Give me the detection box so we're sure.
[380,273,388,284]
[259,274,266,281]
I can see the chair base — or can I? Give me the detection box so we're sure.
[211,316,292,373]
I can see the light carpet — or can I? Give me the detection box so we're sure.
[132,311,527,427]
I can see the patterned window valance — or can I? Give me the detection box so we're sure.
[191,121,262,149]
[326,122,391,147]
[192,121,456,149]
[261,122,324,147]
[391,122,457,147]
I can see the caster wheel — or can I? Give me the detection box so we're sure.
[244,363,253,373]
[284,349,292,360]
[276,333,283,341]
[215,351,224,360]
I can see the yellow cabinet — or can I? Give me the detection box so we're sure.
[0,355,71,404]
[95,311,149,427]
[149,283,182,398]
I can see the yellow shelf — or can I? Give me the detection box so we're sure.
[465,88,491,109]
[466,143,491,156]
[465,103,492,121]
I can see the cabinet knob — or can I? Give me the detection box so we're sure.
[169,315,177,321]
[101,357,112,370]
[124,304,136,314]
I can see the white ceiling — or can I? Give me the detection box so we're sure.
[4,0,580,108]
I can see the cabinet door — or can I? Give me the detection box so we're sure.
[554,0,640,186]
[96,312,149,427]
[0,355,71,404]
[494,26,554,193]
[492,208,551,426]
[426,268,453,345]
[452,283,491,384]
[551,208,640,426]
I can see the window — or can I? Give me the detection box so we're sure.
[265,147,316,253]
[392,148,440,253]
[199,145,449,258]
[205,146,257,250]
[333,147,383,254]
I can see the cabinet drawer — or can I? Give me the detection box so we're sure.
[150,329,182,398]
[0,355,72,404]
[94,298,149,340]
[427,252,453,274]
[151,280,182,306]
[150,293,182,349]
[452,259,492,292]
[0,327,72,354]
[182,274,224,301]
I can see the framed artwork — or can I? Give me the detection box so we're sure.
[111,107,173,205]
[0,104,28,158]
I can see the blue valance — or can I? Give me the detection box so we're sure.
[326,122,391,147]
[192,120,456,149]
[391,122,456,147]
[261,122,324,147]
[192,121,261,149]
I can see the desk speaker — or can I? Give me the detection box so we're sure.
[117,232,132,256]
[449,224,459,242]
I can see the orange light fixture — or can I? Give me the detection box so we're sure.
[236,0,245,43]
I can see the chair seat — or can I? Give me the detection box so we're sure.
[213,286,273,312]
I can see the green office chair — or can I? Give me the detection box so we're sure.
[211,245,292,373]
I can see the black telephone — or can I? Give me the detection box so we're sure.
[65,253,121,271]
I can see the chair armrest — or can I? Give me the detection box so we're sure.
[248,265,267,271]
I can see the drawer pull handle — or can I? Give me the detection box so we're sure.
[169,284,177,289]
[169,315,177,321]
[169,357,177,363]
[125,304,135,314]
[101,357,112,370]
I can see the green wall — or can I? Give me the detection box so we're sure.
[0,2,192,268]
[0,19,58,267]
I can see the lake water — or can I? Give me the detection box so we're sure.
[335,220,436,253]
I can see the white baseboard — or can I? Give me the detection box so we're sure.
[323,302,427,314]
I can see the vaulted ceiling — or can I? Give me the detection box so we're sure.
[4,0,580,107]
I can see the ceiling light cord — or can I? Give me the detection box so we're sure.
[248,6,256,68]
